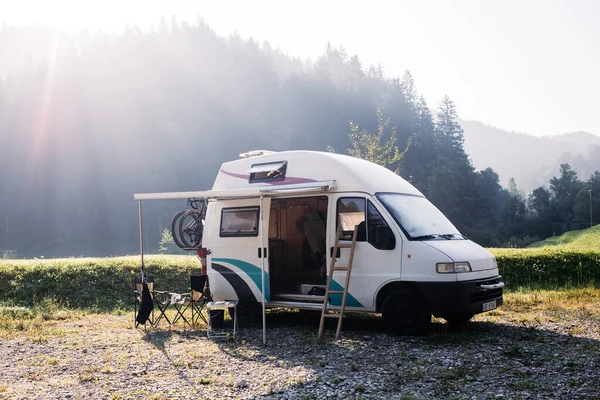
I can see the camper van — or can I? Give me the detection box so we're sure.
[137,150,504,335]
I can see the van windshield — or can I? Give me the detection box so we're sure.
[377,193,463,240]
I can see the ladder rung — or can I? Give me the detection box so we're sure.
[328,290,344,294]
[337,244,353,249]
[332,267,348,271]
[324,313,341,318]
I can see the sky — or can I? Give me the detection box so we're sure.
[1,0,599,137]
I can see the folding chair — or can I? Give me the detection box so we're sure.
[170,292,193,328]
[134,276,155,329]
[190,275,210,326]
[151,290,172,328]
[169,275,209,329]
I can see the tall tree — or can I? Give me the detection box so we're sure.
[435,95,465,149]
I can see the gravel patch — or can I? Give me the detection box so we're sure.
[0,309,599,399]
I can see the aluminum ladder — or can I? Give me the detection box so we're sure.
[318,224,358,339]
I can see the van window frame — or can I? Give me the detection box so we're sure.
[248,161,287,183]
[366,200,396,250]
[219,206,260,237]
[336,197,367,242]
[336,197,396,250]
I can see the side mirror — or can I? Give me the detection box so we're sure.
[374,225,395,250]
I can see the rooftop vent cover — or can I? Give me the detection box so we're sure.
[247,161,287,183]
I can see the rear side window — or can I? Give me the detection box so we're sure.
[220,207,259,237]
[248,161,287,183]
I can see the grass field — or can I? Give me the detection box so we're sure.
[528,224,600,251]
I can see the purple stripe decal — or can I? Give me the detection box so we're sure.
[221,169,317,185]
[221,170,249,180]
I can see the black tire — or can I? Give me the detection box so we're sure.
[228,302,262,325]
[381,290,431,336]
[209,309,225,329]
[443,313,475,324]
[171,210,187,249]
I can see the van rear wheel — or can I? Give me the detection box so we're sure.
[382,290,431,336]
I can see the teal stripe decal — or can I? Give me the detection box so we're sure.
[328,279,364,308]
[212,258,270,301]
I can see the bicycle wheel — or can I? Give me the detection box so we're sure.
[179,209,203,248]
[171,210,187,249]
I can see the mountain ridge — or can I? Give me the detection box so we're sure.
[461,120,600,193]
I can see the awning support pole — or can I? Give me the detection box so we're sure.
[259,193,266,346]
[138,200,145,273]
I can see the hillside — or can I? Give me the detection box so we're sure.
[528,224,600,251]
[462,120,600,192]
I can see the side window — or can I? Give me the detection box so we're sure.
[336,198,366,241]
[220,207,259,237]
[367,201,395,250]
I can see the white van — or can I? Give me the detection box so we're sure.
[136,150,504,335]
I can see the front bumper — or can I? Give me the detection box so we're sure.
[414,275,504,318]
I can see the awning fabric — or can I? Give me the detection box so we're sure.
[133,180,336,201]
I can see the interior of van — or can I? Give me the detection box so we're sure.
[268,196,329,302]
[268,195,373,303]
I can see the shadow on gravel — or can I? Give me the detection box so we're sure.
[214,310,600,399]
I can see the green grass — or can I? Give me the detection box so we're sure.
[526,224,600,251]
[0,255,200,309]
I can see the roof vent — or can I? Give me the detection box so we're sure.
[239,150,276,158]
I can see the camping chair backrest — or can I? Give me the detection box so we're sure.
[134,276,155,295]
[190,275,208,302]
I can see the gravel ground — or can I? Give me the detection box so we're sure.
[0,306,599,400]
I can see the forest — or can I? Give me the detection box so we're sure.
[0,18,599,257]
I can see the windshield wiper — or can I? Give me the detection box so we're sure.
[439,234,456,239]
[412,234,438,241]
[439,233,466,240]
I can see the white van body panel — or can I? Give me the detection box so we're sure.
[213,151,423,196]
[399,241,457,282]
[204,198,271,303]
[422,240,499,282]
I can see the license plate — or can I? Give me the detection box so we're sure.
[482,300,497,312]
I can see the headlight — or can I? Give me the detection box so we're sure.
[436,261,472,273]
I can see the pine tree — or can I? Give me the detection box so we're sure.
[435,95,464,149]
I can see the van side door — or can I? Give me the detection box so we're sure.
[328,194,401,311]
[204,198,271,304]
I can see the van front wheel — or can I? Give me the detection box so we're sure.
[382,291,431,336]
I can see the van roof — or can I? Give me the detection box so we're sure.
[213,150,422,196]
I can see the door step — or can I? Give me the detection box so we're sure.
[272,293,325,303]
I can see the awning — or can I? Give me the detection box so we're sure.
[133,180,336,201]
